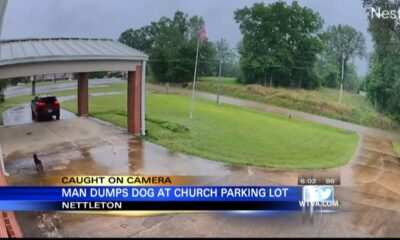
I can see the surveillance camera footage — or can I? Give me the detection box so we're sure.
[0,0,399,238]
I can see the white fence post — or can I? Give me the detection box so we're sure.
[0,145,9,176]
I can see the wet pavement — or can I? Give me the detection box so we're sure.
[0,116,398,237]
[2,103,76,126]
[1,92,124,126]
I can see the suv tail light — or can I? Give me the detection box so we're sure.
[54,100,60,106]
[38,102,46,107]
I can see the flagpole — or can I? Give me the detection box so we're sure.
[189,35,201,119]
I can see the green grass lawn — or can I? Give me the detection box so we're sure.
[62,93,358,169]
[393,142,400,157]
[199,77,238,86]
[192,77,398,131]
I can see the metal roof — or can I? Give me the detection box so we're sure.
[0,38,148,67]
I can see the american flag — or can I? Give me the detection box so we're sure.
[199,25,206,42]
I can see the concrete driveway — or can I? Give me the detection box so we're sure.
[0,117,399,237]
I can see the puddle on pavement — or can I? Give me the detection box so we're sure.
[4,132,237,237]
[2,103,76,126]
[4,138,236,187]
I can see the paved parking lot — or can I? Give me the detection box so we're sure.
[0,117,399,237]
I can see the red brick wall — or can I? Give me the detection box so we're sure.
[0,171,23,238]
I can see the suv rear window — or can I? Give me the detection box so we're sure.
[40,97,57,104]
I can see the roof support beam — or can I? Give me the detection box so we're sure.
[0,60,142,80]
[77,73,89,117]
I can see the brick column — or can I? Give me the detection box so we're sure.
[127,65,142,135]
[77,73,89,117]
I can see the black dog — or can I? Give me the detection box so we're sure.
[33,153,44,173]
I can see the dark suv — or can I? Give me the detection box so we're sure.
[31,95,60,121]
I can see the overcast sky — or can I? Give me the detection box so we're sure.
[2,0,371,74]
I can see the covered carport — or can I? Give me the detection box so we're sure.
[0,37,148,135]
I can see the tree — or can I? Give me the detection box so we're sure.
[215,39,235,66]
[324,24,366,102]
[234,1,324,89]
[118,25,155,54]
[315,56,340,88]
[316,52,361,92]
[89,72,108,79]
[119,11,216,83]
[344,63,363,92]
[363,0,400,119]
[214,38,235,104]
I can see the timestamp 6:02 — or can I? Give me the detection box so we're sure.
[299,178,317,185]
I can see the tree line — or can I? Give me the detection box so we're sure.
[119,11,237,83]
[2,1,397,120]
[363,0,400,119]
[119,1,366,92]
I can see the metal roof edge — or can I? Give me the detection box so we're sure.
[0,37,114,44]
[0,55,148,67]
[0,38,149,64]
